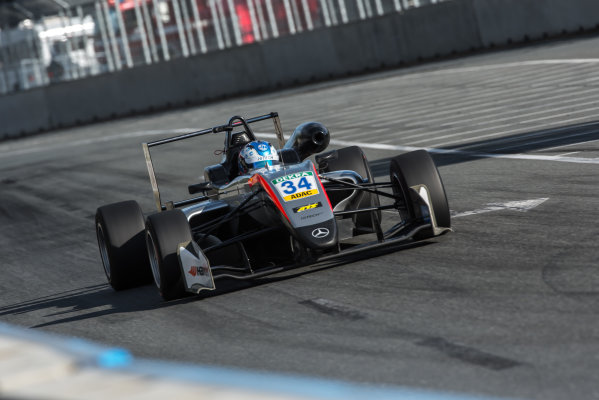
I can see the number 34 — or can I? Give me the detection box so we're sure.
[281,177,312,194]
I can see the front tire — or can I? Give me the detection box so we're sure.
[95,200,152,290]
[317,146,381,234]
[145,210,192,301]
[389,150,450,237]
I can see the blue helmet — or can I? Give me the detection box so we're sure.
[238,141,279,174]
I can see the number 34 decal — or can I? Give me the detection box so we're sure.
[272,172,319,202]
[281,177,312,194]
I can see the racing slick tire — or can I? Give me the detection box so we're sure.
[145,210,192,301]
[317,146,381,234]
[389,150,450,238]
[95,200,152,291]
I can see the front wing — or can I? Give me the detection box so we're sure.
[176,183,449,295]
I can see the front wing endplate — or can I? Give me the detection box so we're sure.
[410,184,451,236]
[178,241,216,294]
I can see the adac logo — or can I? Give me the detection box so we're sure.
[188,266,208,277]
[293,202,322,213]
[283,189,318,202]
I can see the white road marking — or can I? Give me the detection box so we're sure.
[451,198,549,218]
[555,151,580,157]
[543,138,599,151]
[2,126,596,166]
[492,130,598,152]
[255,133,599,164]
[431,119,598,149]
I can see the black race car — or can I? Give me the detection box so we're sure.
[96,112,451,300]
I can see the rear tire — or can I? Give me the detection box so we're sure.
[317,146,381,234]
[95,200,151,290]
[389,150,450,237]
[146,210,192,301]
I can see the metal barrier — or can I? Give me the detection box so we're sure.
[0,0,442,95]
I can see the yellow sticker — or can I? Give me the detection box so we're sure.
[283,189,319,202]
[294,202,322,212]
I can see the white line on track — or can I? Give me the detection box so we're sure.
[431,119,599,149]
[303,135,598,163]
[492,130,598,152]
[542,137,599,152]
[336,140,599,164]
[254,133,599,164]
[1,128,597,165]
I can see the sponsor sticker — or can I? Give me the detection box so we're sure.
[293,202,322,213]
[283,189,318,201]
[301,211,323,220]
[258,143,269,151]
[272,171,319,202]
[188,266,209,277]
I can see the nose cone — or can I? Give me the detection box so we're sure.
[294,219,338,250]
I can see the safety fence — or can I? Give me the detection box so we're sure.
[0,0,443,95]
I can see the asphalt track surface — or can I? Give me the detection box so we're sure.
[1,35,599,400]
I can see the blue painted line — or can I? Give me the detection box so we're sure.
[0,322,516,400]
[124,359,511,400]
[127,359,485,400]
[97,348,133,368]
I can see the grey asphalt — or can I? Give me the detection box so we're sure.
[1,35,599,400]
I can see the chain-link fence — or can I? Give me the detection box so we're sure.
[0,0,442,95]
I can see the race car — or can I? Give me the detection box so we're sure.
[95,112,451,300]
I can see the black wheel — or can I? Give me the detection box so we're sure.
[389,150,450,236]
[95,200,152,290]
[145,209,192,301]
[317,146,381,234]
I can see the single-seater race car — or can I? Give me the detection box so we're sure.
[96,112,451,300]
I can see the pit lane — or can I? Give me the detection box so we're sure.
[1,35,598,400]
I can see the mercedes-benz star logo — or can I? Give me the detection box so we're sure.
[311,227,329,238]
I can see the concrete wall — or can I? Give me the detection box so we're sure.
[2,0,599,139]
[473,0,599,46]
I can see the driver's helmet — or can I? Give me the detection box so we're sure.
[238,141,279,174]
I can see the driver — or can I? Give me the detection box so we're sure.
[238,141,279,175]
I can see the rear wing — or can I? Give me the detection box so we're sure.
[142,112,286,212]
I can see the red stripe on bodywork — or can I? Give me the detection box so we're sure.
[250,173,290,222]
[313,165,333,211]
